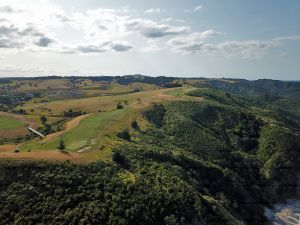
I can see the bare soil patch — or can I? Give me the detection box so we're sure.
[0,150,82,162]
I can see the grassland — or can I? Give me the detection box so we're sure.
[0,115,25,130]
[1,86,201,162]
[21,88,179,116]
[0,112,38,138]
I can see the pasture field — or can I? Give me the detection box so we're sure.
[1,86,200,162]
[0,115,25,130]
[21,109,129,151]
[21,88,176,116]
[0,112,38,138]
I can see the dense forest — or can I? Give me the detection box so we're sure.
[0,81,300,225]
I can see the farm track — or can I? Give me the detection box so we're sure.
[0,150,82,162]
[42,113,92,142]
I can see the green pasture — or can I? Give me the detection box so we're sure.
[0,115,25,130]
[21,108,129,152]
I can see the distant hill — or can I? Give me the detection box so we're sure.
[198,79,300,97]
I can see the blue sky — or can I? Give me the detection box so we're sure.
[0,0,299,79]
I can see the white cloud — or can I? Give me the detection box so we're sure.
[145,8,161,14]
[125,18,189,38]
[168,31,278,59]
[0,20,55,50]
[184,5,203,13]
[161,17,186,23]
[194,6,203,11]
[0,64,47,73]
[168,30,220,46]
[57,41,133,54]
[273,35,300,41]
[0,1,299,60]
[0,2,191,54]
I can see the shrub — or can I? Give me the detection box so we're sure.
[131,120,139,129]
[117,129,131,141]
[58,137,65,150]
[112,151,126,164]
[144,104,166,127]
[117,103,124,109]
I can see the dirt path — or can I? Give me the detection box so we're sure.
[0,150,82,162]
[130,88,200,110]
[42,113,92,142]
[130,89,178,110]
[0,145,17,152]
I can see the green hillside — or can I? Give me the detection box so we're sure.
[0,77,299,225]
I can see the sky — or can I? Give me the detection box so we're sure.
[0,0,299,80]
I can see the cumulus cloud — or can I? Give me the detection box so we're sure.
[0,2,217,56]
[61,41,133,54]
[273,35,300,41]
[0,3,140,54]
[184,5,203,13]
[0,20,54,49]
[36,37,55,47]
[168,31,278,59]
[194,6,203,11]
[145,8,161,14]
[126,19,189,38]
[0,1,299,59]
[0,5,17,13]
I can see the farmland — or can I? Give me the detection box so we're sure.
[0,112,38,138]
[0,75,300,224]
[0,76,200,162]
[0,114,25,130]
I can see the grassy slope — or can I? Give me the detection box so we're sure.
[0,115,25,130]
[14,87,199,162]
[1,85,299,224]
[21,89,160,116]
[21,109,129,151]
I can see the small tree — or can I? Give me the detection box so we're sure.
[112,151,125,164]
[40,116,47,125]
[117,102,124,109]
[131,120,139,130]
[58,136,65,151]
[117,129,131,141]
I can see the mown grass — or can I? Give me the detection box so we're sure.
[0,115,25,130]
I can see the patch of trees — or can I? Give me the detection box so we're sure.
[0,163,207,225]
[144,104,166,128]
[117,129,131,141]
[112,151,126,164]
[0,134,34,145]
[63,109,86,117]
[1,86,299,225]
[162,83,182,88]
[116,102,124,109]
[12,109,27,115]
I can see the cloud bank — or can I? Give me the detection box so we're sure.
[0,1,299,59]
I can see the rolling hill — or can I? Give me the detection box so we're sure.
[0,75,299,225]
